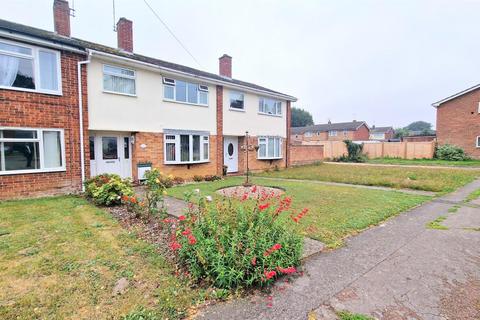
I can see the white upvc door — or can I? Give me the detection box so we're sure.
[224,136,238,173]
[90,133,132,179]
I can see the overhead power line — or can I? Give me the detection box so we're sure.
[143,0,202,67]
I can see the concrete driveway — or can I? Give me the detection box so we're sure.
[196,180,480,320]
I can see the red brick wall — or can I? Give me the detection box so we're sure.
[116,18,133,53]
[436,88,480,158]
[353,124,370,140]
[286,101,291,167]
[216,85,224,175]
[237,136,287,174]
[0,50,89,200]
[131,132,219,181]
[289,145,324,166]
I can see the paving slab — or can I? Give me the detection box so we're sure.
[196,180,480,320]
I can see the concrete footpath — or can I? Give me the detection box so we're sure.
[196,180,480,320]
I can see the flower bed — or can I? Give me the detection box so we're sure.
[216,185,284,200]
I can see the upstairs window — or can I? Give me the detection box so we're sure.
[229,91,245,110]
[164,132,209,164]
[259,97,282,116]
[163,77,208,106]
[258,137,282,159]
[0,128,65,175]
[0,40,61,94]
[103,65,136,95]
[304,131,313,137]
[328,130,338,137]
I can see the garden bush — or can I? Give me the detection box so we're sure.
[335,140,366,163]
[192,175,204,182]
[172,176,185,185]
[169,190,304,289]
[435,144,470,161]
[143,169,169,216]
[84,174,133,206]
[204,175,222,182]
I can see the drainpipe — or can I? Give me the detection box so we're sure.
[77,49,92,192]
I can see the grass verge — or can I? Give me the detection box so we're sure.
[426,215,449,230]
[169,177,430,248]
[367,158,480,167]
[0,196,203,319]
[256,163,480,193]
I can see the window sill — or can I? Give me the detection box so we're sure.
[0,167,66,176]
[0,85,62,96]
[163,98,209,108]
[103,90,137,97]
[164,160,210,165]
[257,157,283,160]
[258,112,282,118]
[229,107,246,112]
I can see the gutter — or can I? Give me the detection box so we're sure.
[88,49,298,102]
[77,49,92,192]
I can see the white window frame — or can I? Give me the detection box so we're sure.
[163,77,209,107]
[304,131,313,137]
[229,90,245,111]
[163,132,210,164]
[102,64,137,96]
[0,39,62,95]
[0,127,66,175]
[328,130,338,137]
[258,97,282,116]
[257,136,283,160]
[476,136,480,148]
[343,130,348,137]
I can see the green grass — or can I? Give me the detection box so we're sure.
[168,177,430,248]
[367,157,480,167]
[0,196,204,319]
[337,310,374,320]
[448,205,461,213]
[426,215,449,230]
[256,163,480,193]
[464,188,480,202]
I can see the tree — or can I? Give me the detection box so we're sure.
[394,128,409,139]
[404,121,432,132]
[291,107,314,127]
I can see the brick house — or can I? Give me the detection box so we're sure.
[291,121,369,143]
[0,0,296,199]
[433,83,480,158]
[369,126,395,141]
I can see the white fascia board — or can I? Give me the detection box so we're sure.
[432,83,480,107]
[0,30,86,54]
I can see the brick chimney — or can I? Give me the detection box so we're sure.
[219,54,232,78]
[117,18,133,53]
[53,0,71,37]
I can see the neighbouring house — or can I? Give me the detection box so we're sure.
[291,120,370,143]
[433,83,480,158]
[0,0,296,199]
[369,125,394,141]
[402,135,436,142]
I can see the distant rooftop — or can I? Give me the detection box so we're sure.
[291,121,367,134]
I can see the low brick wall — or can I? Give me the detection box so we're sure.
[289,145,324,166]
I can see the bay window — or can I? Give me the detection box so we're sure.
[164,130,209,164]
[258,137,283,159]
[0,128,65,174]
[163,77,209,106]
[103,64,136,95]
[0,40,61,94]
[259,97,282,116]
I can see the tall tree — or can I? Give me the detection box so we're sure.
[404,121,432,132]
[291,107,314,127]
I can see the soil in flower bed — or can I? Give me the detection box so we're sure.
[216,185,284,199]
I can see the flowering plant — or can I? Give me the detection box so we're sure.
[143,168,169,217]
[171,187,305,289]
[84,174,133,206]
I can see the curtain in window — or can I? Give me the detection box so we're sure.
[43,131,62,168]
[0,54,19,86]
[104,74,135,94]
[180,135,190,162]
[39,51,58,91]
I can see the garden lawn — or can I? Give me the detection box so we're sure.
[0,196,203,319]
[168,177,430,248]
[256,163,480,193]
[367,157,480,168]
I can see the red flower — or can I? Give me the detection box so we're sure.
[121,195,129,202]
[263,243,282,256]
[181,228,191,235]
[272,243,282,250]
[277,266,297,274]
[241,193,249,201]
[188,234,197,245]
[178,215,186,221]
[264,270,277,280]
[251,256,257,266]
[258,203,270,211]
[170,241,182,251]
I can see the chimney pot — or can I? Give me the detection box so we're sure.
[219,54,232,78]
[53,0,71,37]
[117,18,133,53]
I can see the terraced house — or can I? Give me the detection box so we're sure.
[0,0,296,199]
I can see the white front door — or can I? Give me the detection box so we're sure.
[224,136,238,173]
[91,133,132,179]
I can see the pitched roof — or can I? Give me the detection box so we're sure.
[291,121,368,134]
[370,126,393,134]
[432,83,480,107]
[0,19,296,101]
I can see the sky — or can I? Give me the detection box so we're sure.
[2,0,480,128]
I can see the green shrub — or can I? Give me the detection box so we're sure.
[172,176,185,185]
[333,140,366,163]
[84,174,133,206]
[192,175,204,182]
[204,175,222,182]
[170,192,304,289]
[435,144,470,161]
[143,169,168,216]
